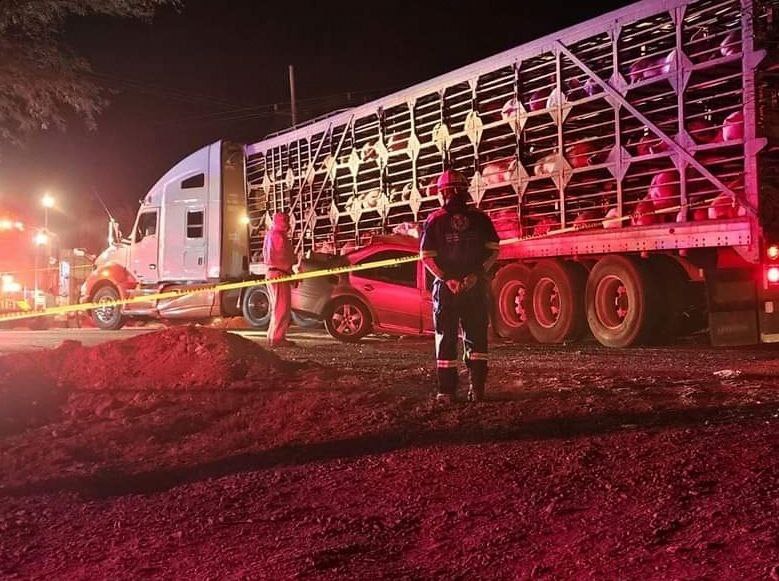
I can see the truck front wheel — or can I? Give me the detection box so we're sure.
[91,285,126,330]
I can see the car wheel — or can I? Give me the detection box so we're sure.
[242,286,271,329]
[91,285,126,330]
[324,297,372,342]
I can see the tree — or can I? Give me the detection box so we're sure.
[0,0,176,148]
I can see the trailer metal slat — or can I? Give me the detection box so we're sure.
[246,0,772,264]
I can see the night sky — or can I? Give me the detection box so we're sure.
[1,0,632,249]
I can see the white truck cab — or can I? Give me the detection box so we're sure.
[83,141,250,329]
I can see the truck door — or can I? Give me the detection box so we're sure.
[160,166,211,282]
[162,200,208,281]
[130,209,160,285]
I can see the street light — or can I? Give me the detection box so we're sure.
[41,193,55,229]
[34,230,49,246]
[33,229,50,309]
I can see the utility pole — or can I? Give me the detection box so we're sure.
[288,64,298,128]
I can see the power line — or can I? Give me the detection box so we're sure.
[87,71,247,109]
[151,86,399,127]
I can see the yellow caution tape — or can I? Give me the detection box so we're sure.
[0,197,731,324]
[0,254,422,323]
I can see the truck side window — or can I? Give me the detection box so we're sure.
[135,212,157,243]
[187,210,204,239]
[181,173,205,189]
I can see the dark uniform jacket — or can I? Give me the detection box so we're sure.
[420,204,500,279]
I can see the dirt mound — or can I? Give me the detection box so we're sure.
[54,326,299,390]
[0,327,315,434]
[0,327,304,395]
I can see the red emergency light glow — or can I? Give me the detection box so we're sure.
[767,266,779,284]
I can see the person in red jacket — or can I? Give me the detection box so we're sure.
[263,212,296,347]
[421,170,500,403]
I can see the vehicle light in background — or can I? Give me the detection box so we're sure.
[768,266,779,284]
[240,214,250,226]
[767,244,779,261]
[0,219,22,230]
[1,274,22,293]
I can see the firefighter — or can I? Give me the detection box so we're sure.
[421,169,500,403]
[263,212,296,348]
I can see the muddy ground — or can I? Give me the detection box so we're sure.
[0,329,777,579]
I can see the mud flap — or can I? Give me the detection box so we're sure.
[758,284,779,343]
[219,288,243,317]
[706,269,759,346]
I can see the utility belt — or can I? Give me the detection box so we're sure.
[268,267,292,276]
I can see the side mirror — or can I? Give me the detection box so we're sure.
[107,219,122,246]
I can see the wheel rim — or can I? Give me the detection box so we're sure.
[532,277,561,329]
[595,274,629,330]
[247,291,269,321]
[498,281,528,328]
[95,295,117,324]
[332,303,364,335]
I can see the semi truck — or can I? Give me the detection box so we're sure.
[82,0,779,347]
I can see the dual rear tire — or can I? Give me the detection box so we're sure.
[585,255,659,348]
[492,255,697,348]
[492,259,587,345]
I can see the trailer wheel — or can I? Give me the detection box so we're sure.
[491,263,532,342]
[91,285,126,330]
[324,297,372,343]
[242,286,271,329]
[527,260,587,344]
[586,256,658,348]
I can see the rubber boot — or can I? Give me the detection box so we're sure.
[467,361,487,402]
[436,368,458,401]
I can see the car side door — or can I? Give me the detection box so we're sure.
[350,249,422,334]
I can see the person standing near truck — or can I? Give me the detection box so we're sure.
[421,170,500,403]
[263,212,296,348]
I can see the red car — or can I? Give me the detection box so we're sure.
[290,235,435,342]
